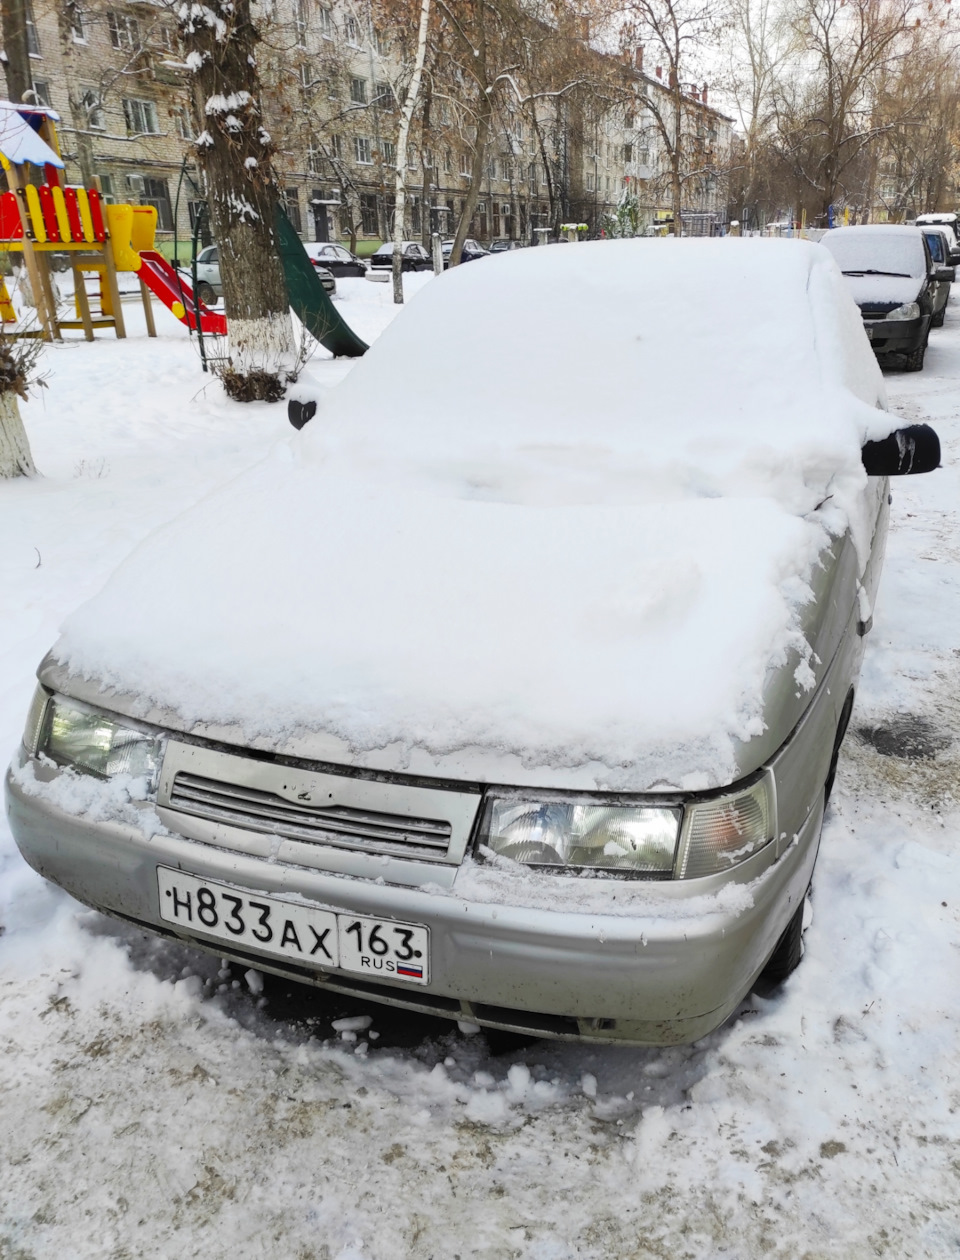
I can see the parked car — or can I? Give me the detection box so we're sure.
[820,224,950,370]
[488,239,523,253]
[915,212,960,265]
[6,240,941,1048]
[921,228,955,326]
[194,244,337,301]
[303,242,367,278]
[441,238,489,265]
[369,241,433,272]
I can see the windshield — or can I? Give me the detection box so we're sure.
[822,231,926,278]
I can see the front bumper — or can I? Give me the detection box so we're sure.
[5,754,821,1046]
[862,314,927,354]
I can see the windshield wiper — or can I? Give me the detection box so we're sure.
[842,269,913,278]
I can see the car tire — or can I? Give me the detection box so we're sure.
[932,306,945,328]
[760,890,809,985]
[196,282,217,307]
[903,341,926,372]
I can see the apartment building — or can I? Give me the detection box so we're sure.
[14,0,732,254]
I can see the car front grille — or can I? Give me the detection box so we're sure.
[169,771,453,859]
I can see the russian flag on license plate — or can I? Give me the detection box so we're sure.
[397,963,423,979]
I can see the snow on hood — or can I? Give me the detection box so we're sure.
[54,240,892,790]
[840,274,923,310]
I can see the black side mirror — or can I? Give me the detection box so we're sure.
[934,266,956,283]
[288,398,317,430]
[862,423,941,476]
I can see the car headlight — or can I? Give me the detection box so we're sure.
[885,302,920,321]
[480,796,682,876]
[677,771,776,879]
[479,770,776,880]
[38,695,164,790]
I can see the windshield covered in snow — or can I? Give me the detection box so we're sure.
[821,230,927,278]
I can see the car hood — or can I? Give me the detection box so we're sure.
[844,274,923,309]
[49,448,857,793]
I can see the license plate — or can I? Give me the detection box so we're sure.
[865,326,875,339]
[157,867,430,984]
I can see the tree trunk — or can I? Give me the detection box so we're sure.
[449,94,492,266]
[179,0,294,401]
[392,0,431,304]
[1,0,31,104]
[420,82,433,252]
[0,392,35,478]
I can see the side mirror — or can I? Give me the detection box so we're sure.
[288,398,317,430]
[934,266,956,283]
[862,423,940,476]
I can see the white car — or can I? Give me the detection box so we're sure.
[193,244,336,305]
[6,240,940,1046]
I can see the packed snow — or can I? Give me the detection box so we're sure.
[1,259,959,1258]
[51,241,894,789]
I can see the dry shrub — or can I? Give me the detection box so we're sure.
[217,366,288,403]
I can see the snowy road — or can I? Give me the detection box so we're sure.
[1,278,959,1259]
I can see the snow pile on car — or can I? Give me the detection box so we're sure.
[54,239,891,789]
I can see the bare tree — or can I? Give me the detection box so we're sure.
[618,0,727,234]
[1,0,32,103]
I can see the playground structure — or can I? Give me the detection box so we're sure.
[0,100,365,357]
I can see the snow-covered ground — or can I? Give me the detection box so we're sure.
[1,271,959,1259]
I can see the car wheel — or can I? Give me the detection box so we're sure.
[760,890,809,985]
[932,306,945,328]
[903,341,926,371]
[196,282,217,307]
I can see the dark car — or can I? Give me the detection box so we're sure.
[369,241,433,272]
[488,239,523,254]
[304,243,367,278]
[441,238,489,266]
[921,228,955,327]
[916,213,960,266]
[820,225,951,371]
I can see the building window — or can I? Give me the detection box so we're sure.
[142,177,173,230]
[487,158,497,179]
[109,11,140,49]
[318,6,334,38]
[307,143,323,175]
[71,6,86,41]
[123,97,160,134]
[585,172,595,192]
[381,141,396,167]
[373,28,387,55]
[360,193,378,235]
[294,0,306,46]
[350,77,367,105]
[443,148,452,173]
[31,80,50,106]
[284,187,302,233]
[344,15,360,46]
[374,82,394,111]
[79,86,104,129]
[354,136,372,164]
[423,148,433,169]
[25,0,40,55]
[459,153,471,176]
[175,106,194,139]
[330,133,343,160]
[299,61,312,88]
[410,195,421,234]
[623,144,633,164]
[624,113,635,130]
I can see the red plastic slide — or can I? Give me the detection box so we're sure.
[138,249,227,336]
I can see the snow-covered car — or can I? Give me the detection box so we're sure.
[915,212,960,266]
[441,238,489,265]
[820,225,950,370]
[368,241,433,272]
[5,240,941,1047]
[303,242,367,278]
[920,228,955,327]
[194,244,337,303]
